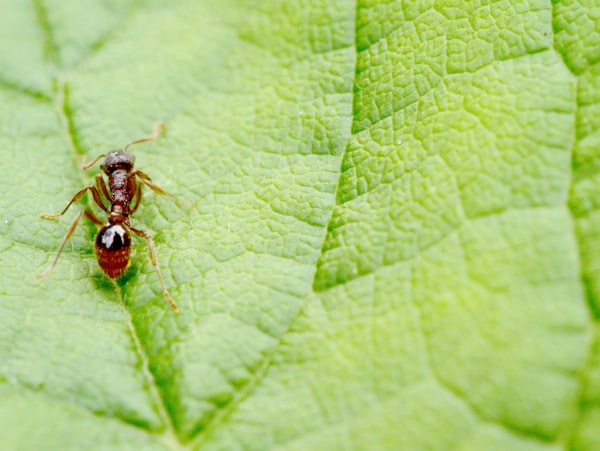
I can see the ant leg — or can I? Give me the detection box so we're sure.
[36,210,85,279]
[123,122,165,152]
[84,210,104,225]
[82,154,106,170]
[130,183,143,215]
[42,185,108,219]
[129,226,179,312]
[95,174,111,205]
[134,170,170,196]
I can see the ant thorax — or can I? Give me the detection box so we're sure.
[109,168,134,214]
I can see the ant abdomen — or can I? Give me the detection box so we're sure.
[95,224,131,278]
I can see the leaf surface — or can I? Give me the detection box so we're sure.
[0,0,598,449]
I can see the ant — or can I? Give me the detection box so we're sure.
[36,122,179,312]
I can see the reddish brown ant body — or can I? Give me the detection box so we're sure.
[37,122,179,312]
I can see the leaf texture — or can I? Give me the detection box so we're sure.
[0,0,598,449]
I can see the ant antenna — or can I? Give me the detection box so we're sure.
[123,122,166,152]
[82,154,105,170]
[81,122,166,170]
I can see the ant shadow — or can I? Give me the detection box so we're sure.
[89,272,114,293]
[89,261,141,296]
[118,261,141,286]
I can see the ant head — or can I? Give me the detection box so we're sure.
[102,150,135,174]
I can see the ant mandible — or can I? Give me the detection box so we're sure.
[36,122,179,312]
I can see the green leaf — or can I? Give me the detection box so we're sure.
[0,0,598,449]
